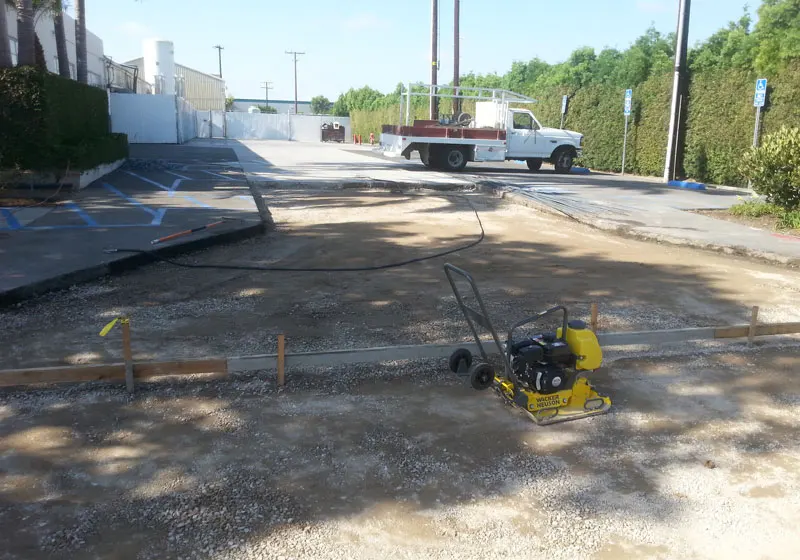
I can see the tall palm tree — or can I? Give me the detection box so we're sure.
[0,2,12,67]
[14,0,36,66]
[51,1,70,77]
[74,0,86,83]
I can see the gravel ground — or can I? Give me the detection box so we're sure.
[1,345,799,559]
[1,189,799,370]
[2,189,800,558]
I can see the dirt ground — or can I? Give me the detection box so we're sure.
[1,189,799,369]
[2,189,800,559]
[1,348,799,560]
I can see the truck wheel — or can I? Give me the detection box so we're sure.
[441,146,468,172]
[552,148,575,174]
[526,158,543,172]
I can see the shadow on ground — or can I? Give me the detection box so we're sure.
[0,346,798,559]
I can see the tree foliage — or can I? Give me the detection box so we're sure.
[753,0,800,74]
[740,126,800,209]
[310,95,332,115]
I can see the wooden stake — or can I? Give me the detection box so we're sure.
[748,306,759,345]
[122,320,134,393]
[591,303,599,333]
[277,334,285,387]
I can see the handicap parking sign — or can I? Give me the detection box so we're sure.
[754,78,767,107]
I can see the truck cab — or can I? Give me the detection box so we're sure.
[473,102,583,172]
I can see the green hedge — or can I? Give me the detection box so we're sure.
[0,67,127,171]
[355,64,800,184]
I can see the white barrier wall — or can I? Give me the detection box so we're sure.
[177,97,198,144]
[111,94,348,144]
[199,113,351,142]
[292,115,352,142]
[110,94,179,144]
[224,112,293,140]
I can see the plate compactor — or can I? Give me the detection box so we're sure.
[444,264,611,425]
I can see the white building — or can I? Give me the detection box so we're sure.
[4,4,105,85]
[125,42,226,112]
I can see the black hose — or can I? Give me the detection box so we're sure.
[105,196,485,273]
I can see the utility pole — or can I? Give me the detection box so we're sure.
[213,45,224,78]
[453,0,460,115]
[430,0,439,121]
[261,81,274,110]
[664,0,691,183]
[285,51,305,114]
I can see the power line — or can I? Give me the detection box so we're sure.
[664,0,691,182]
[213,45,224,78]
[430,0,439,120]
[454,0,460,114]
[285,51,305,114]
[261,81,274,109]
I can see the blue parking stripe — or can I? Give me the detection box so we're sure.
[1,208,21,230]
[0,223,162,231]
[103,183,159,217]
[65,202,98,226]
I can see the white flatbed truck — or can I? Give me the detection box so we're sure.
[379,84,584,173]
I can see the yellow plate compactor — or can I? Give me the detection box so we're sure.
[444,264,611,425]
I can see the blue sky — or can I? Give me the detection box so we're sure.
[83,0,756,102]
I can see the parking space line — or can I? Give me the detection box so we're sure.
[124,170,169,190]
[103,183,166,226]
[1,208,22,230]
[5,223,162,231]
[164,170,193,180]
[125,171,212,209]
[65,202,98,226]
[201,170,236,181]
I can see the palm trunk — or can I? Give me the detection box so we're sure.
[75,0,87,83]
[15,0,36,67]
[0,3,12,68]
[53,3,70,77]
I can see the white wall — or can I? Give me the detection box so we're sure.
[5,6,105,84]
[211,113,351,142]
[177,97,198,144]
[292,115,351,142]
[223,113,293,140]
[110,94,178,144]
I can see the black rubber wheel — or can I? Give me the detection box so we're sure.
[553,148,575,174]
[448,348,473,373]
[420,147,431,168]
[526,158,543,172]
[441,146,468,172]
[469,362,495,391]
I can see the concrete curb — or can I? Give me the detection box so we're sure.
[0,221,267,308]
[252,179,478,192]
[477,182,799,268]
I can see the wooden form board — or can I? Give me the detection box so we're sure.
[1,323,798,390]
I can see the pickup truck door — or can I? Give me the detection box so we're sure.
[507,112,541,158]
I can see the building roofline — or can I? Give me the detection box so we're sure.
[123,57,224,83]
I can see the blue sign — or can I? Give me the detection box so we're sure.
[754,78,767,108]
[624,89,632,116]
